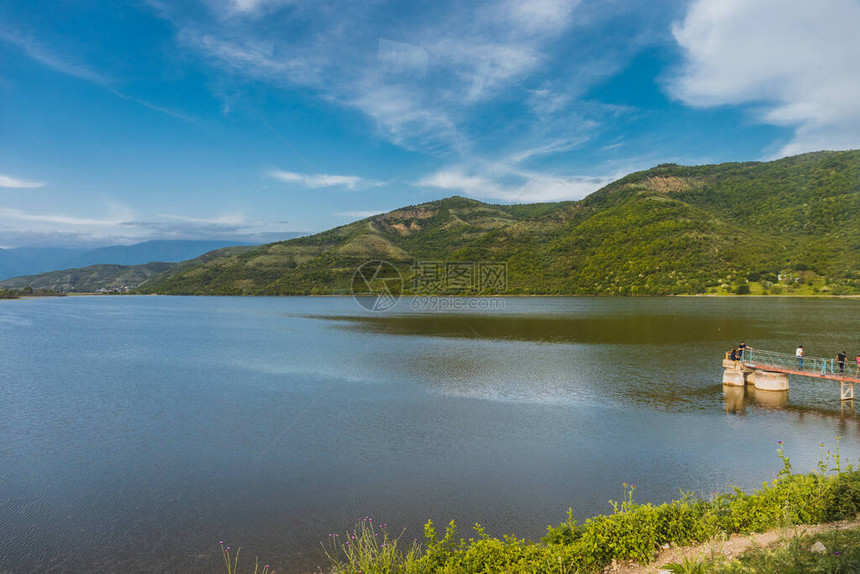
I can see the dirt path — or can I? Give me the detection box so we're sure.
[603,516,860,573]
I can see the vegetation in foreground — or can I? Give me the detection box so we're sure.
[665,525,860,573]
[313,442,860,573]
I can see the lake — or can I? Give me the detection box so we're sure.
[1,295,859,572]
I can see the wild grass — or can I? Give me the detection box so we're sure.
[322,517,423,573]
[666,526,860,573]
[320,440,860,573]
[219,540,274,574]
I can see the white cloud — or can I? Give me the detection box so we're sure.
[669,0,860,156]
[0,200,301,247]
[229,0,270,12]
[417,163,615,202]
[157,212,247,225]
[509,136,592,163]
[500,0,580,33]
[0,174,45,189]
[164,0,585,152]
[0,204,132,227]
[267,169,377,189]
[334,210,384,219]
[377,39,428,78]
[207,0,295,16]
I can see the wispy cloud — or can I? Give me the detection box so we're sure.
[417,163,616,202]
[0,174,45,189]
[0,22,194,121]
[158,0,588,154]
[333,210,384,219]
[157,212,248,225]
[0,26,111,85]
[0,202,299,247]
[266,169,379,190]
[110,91,197,123]
[0,207,129,227]
[668,0,860,157]
[509,136,593,163]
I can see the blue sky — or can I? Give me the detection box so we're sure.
[1,0,859,248]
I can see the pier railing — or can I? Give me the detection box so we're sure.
[743,348,859,379]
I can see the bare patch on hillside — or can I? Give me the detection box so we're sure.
[643,176,694,193]
[374,207,438,235]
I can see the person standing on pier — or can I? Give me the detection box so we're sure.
[738,341,747,360]
[796,345,804,369]
[837,351,847,374]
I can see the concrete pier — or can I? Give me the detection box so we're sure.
[753,370,790,391]
[722,359,754,387]
[722,369,745,387]
[720,347,860,402]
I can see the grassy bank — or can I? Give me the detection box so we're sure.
[315,443,860,573]
[663,523,860,573]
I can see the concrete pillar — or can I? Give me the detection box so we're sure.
[723,369,745,387]
[753,370,789,392]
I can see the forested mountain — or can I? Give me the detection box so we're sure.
[0,239,260,280]
[0,262,179,293]
[134,151,860,296]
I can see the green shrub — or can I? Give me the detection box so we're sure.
[322,442,860,574]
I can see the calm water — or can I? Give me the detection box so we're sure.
[2,295,860,572]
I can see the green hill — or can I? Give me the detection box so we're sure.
[141,150,860,296]
[0,262,179,293]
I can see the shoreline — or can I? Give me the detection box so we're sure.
[14,292,860,298]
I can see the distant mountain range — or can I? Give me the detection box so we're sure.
[4,151,858,296]
[0,262,179,293]
[140,150,860,296]
[0,239,259,280]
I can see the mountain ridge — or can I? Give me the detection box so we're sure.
[5,150,856,296]
[0,239,263,280]
[138,150,860,296]
[0,262,178,293]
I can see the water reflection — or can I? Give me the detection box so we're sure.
[308,312,769,345]
[722,383,859,423]
[723,385,745,414]
[749,386,790,409]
